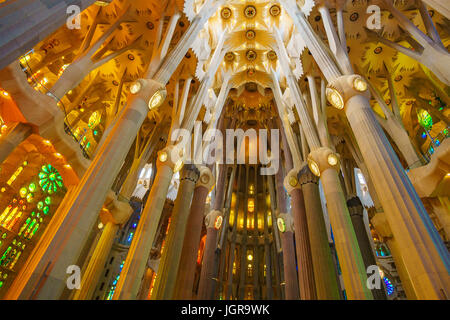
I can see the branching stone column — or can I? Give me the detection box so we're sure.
[274,168,299,299]
[197,209,223,299]
[73,198,132,300]
[6,79,164,300]
[175,166,214,299]
[347,195,387,300]
[113,144,182,299]
[151,164,200,299]
[284,169,317,299]
[307,147,373,299]
[0,122,33,163]
[298,165,341,300]
[327,74,450,299]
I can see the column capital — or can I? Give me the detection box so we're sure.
[156,144,184,171]
[276,213,295,233]
[100,191,133,226]
[180,164,200,183]
[298,163,319,185]
[371,211,393,240]
[346,194,364,218]
[205,209,223,229]
[325,74,370,111]
[307,147,341,177]
[196,166,215,190]
[128,78,166,111]
[283,168,301,195]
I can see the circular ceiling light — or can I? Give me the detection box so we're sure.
[269,5,281,17]
[158,151,168,163]
[130,81,142,94]
[246,50,257,61]
[327,153,338,166]
[326,88,344,110]
[289,176,298,187]
[148,89,166,110]
[244,5,257,18]
[308,159,321,177]
[277,217,286,233]
[353,77,368,92]
[221,7,232,19]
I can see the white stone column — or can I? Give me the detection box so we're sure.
[327,74,450,299]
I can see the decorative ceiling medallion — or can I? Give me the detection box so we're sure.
[269,5,281,17]
[245,30,256,40]
[127,54,135,61]
[247,68,256,77]
[146,21,154,30]
[350,12,359,21]
[244,5,257,19]
[374,46,383,54]
[267,50,277,60]
[225,52,235,62]
[246,50,257,61]
[221,7,232,19]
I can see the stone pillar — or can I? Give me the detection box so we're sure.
[307,147,373,299]
[0,0,99,70]
[0,122,33,163]
[371,211,418,299]
[328,74,450,299]
[73,202,132,300]
[113,145,183,299]
[151,164,200,299]
[5,80,164,300]
[197,209,223,299]
[175,167,214,299]
[298,165,341,300]
[347,195,387,300]
[284,169,317,299]
[273,168,299,299]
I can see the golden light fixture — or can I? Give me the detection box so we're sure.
[277,217,286,233]
[247,254,253,261]
[158,151,168,163]
[353,76,368,92]
[326,88,344,110]
[148,89,166,110]
[308,159,321,177]
[214,215,223,230]
[327,153,338,166]
[130,81,142,94]
[289,176,298,187]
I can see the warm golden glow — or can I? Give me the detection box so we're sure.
[248,198,255,212]
[148,90,166,110]
[158,152,168,163]
[326,88,344,110]
[353,77,368,92]
[308,159,321,177]
[130,81,142,94]
[173,160,183,173]
[277,217,286,233]
[327,153,338,166]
